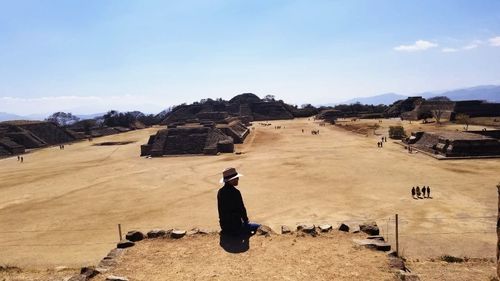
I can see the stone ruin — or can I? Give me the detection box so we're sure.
[315,109,344,124]
[141,124,239,156]
[216,120,250,144]
[66,220,412,281]
[0,121,76,157]
[406,130,500,157]
[160,93,314,126]
[386,97,500,121]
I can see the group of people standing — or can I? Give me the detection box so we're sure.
[16,155,24,163]
[377,136,387,148]
[411,186,431,199]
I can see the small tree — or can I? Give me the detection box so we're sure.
[455,113,470,131]
[389,126,406,139]
[46,112,80,127]
[263,94,275,102]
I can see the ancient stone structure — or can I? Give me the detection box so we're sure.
[216,120,250,144]
[453,100,500,118]
[400,100,455,121]
[0,121,76,156]
[406,130,500,157]
[384,97,425,118]
[160,93,312,125]
[386,97,500,120]
[141,125,236,156]
[316,109,343,123]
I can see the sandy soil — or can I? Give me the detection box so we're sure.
[0,118,499,268]
[406,258,497,280]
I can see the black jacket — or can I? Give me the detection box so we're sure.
[217,183,249,234]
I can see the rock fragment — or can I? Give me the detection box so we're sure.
[106,276,129,281]
[318,224,332,232]
[116,239,135,249]
[359,222,380,235]
[147,229,166,238]
[125,230,145,242]
[338,223,350,232]
[281,225,291,234]
[171,229,186,239]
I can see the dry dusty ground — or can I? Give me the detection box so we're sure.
[406,258,497,281]
[92,232,398,281]
[0,118,499,271]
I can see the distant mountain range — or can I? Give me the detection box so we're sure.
[333,85,500,106]
[0,112,105,122]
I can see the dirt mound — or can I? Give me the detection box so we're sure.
[91,232,397,281]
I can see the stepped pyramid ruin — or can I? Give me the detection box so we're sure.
[141,123,237,156]
[160,93,310,125]
[406,130,500,157]
[0,121,77,156]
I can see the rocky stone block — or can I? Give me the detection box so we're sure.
[397,271,421,281]
[125,230,145,242]
[297,224,316,234]
[367,235,385,241]
[353,239,391,252]
[318,224,332,232]
[338,223,350,232]
[147,229,166,238]
[80,266,99,279]
[106,276,129,281]
[281,225,291,234]
[256,225,273,236]
[360,222,380,235]
[116,239,135,249]
[171,229,186,239]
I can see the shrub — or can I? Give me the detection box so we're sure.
[389,126,406,139]
[440,255,464,263]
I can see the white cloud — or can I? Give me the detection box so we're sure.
[489,36,500,46]
[394,40,438,52]
[463,40,482,50]
[441,48,458,53]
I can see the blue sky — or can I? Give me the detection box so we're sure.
[1,0,500,114]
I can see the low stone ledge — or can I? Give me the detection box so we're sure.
[125,230,145,242]
[256,225,273,236]
[281,225,291,234]
[171,229,187,239]
[147,229,166,238]
[359,222,380,236]
[318,224,332,232]
[106,276,129,281]
[116,239,135,249]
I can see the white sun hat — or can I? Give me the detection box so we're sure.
[220,167,243,184]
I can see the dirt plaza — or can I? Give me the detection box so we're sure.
[0,118,498,267]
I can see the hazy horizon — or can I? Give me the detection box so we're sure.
[1,1,500,115]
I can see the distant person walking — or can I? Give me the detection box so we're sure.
[20,156,24,163]
[422,186,426,197]
[411,187,416,198]
[427,186,431,198]
[217,168,260,236]
[416,186,421,198]
[17,155,20,161]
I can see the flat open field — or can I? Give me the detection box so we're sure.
[0,118,499,268]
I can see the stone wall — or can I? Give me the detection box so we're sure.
[454,100,500,118]
[408,131,500,157]
[142,126,235,156]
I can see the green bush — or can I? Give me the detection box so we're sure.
[389,126,406,139]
